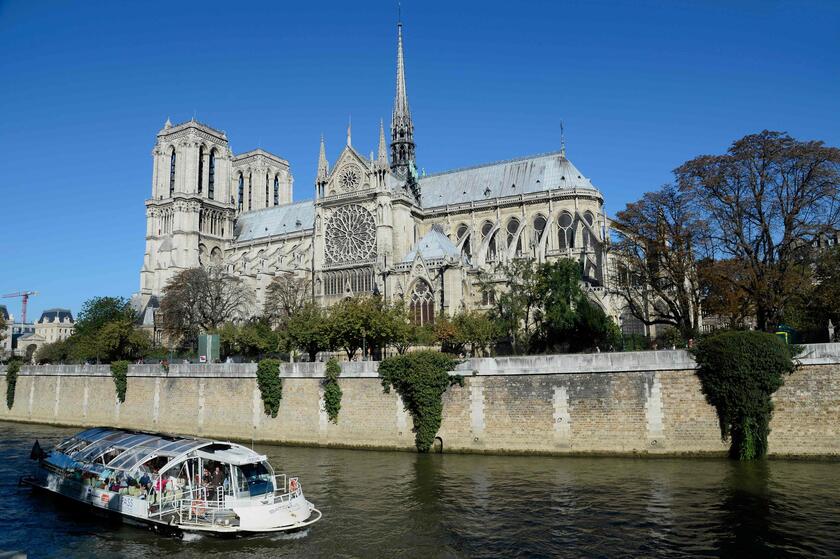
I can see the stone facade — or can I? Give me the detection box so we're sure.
[134,21,625,329]
[3,344,838,457]
[14,308,74,360]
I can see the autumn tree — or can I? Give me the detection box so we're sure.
[676,131,840,331]
[697,258,754,329]
[611,183,703,340]
[263,274,312,324]
[159,267,253,347]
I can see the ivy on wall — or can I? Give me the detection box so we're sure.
[6,360,21,410]
[379,351,463,452]
[691,331,799,460]
[110,360,129,403]
[257,359,283,418]
[323,358,342,423]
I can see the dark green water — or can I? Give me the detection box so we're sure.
[1,422,838,558]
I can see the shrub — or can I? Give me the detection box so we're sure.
[379,351,463,452]
[256,359,283,418]
[6,360,21,409]
[110,360,129,403]
[691,331,799,460]
[323,358,342,423]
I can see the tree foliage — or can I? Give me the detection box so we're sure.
[698,258,754,330]
[487,259,620,354]
[286,302,332,360]
[433,311,498,356]
[256,359,283,418]
[35,339,75,364]
[263,274,311,325]
[159,267,253,347]
[71,296,149,363]
[379,351,463,452]
[6,360,20,409]
[612,184,703,339]
[323,358,342,423]
[691,331,798,460]
[110,360,129,403]
[216,319,285,360]
[677,130,840,331]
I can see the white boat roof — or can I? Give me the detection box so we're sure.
[56,427,266,472]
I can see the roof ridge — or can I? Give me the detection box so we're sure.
[163,119,227,138]
[420,150,567,179]
[238,199,313,216]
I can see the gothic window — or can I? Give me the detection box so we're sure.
[507,218,522,256]
[482,286,496,306]
[237,173,244,211]
[324,205,376,264]
[584,211,594,227]
[169,147,176,196]
[248,173,252,211]
[533,215,547,244]
[197,146,204,194]
[339,165,361,192]
[410,279,435,326]
[265,173,269,208]
[208,149,216,200]
[558,212,575,249]
[456,224,468,240]
[274,175,279,206]
[482,221,497,262]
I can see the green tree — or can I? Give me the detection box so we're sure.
[71,296,148,363]
[691,331,798,460]
[35,338,75,364]
[286,302,332,360]
[484,259,544,354]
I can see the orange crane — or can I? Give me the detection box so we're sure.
[2,291,38,323]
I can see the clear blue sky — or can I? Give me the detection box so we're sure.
[1,0,838,321]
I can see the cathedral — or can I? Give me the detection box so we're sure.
[135,22,624,333]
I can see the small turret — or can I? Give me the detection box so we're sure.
[316,135,329,198]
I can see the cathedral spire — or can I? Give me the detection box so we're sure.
[390,20,415,179]
[377,119,388,163]
[317,135,328,180]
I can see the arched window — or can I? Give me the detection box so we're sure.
[558,212,574,249]
[169,147,176,196]
[208,149,216,200]
[410,279,435,325]
[248,173,252,211]
[274,175,280,206]
[456,224,468,240]
[482,221,497,262]
[507,218,522,256]
[533,215,547,244]
[237,173,244,211]
[584,211,594,227]
[197,146,204,194]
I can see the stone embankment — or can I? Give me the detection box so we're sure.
[2,344,838,457]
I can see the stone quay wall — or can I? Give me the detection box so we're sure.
[1,344,838,457]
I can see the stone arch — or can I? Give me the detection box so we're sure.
[409,278,435,325]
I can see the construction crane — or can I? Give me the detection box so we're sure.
[2,291,38,323]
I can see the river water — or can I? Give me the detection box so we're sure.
[0,422,838,558]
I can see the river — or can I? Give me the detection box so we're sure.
[0,422,838,558]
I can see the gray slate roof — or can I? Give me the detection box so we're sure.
[234,200,315,242]
[418,151,599,208]
[38,308,73,324]
[402,229,462,263]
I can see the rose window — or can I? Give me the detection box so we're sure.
[325,204,376,264]
[339,166,361,192]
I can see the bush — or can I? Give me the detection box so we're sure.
[379,351,463,452]
[110,360,129,403]
[323,358,342,423]
[256,359,283,418]
[691,331,798,460]
[6,360,21,409]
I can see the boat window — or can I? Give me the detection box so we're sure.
[235,462,273,497]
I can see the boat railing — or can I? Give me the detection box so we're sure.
[272,475,302,504]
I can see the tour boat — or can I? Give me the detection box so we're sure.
[20,427,321,536]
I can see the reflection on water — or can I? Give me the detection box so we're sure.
[1,422,838,558]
